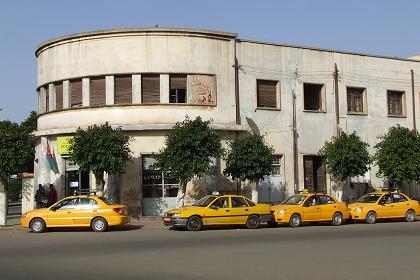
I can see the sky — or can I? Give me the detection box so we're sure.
[1,0,420,122]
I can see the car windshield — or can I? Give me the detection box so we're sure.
[357,194,381,203]
[98,197,114,205]
[193,196,216,207]
[283,195,307,205]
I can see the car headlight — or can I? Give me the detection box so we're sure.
[277,209,286,214]
[354,207,362,212]
[172,213,181,217]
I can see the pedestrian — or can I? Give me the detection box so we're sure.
[47,184,58,207]
[348,185,357,204]
[35,184,45,208]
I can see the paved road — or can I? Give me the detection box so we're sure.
[1,221,420,280]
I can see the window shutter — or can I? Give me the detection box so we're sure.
[115,75,132,104]
[257,80,277,108]
[90,77,106,106]
[170,75,187,90]
[303,156,314,191]
[316,160,326,193]
[142,75,160,103]
[70,79,82,107]
[45,86,49,112]
[55,83,63,110]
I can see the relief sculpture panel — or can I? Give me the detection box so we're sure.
[190,75,216,105]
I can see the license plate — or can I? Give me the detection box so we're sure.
[163,218,171,222]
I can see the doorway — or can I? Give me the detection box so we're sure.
[303,155,326,192]
[64,159,90,196]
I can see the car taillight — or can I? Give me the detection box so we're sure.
[113,207,124,215]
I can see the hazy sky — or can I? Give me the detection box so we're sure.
[1,0,420,122]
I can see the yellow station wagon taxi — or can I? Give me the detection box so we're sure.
[348,191,420,224]
[270,191,351,227]
[21,193,130,233]
[163,194,272,231]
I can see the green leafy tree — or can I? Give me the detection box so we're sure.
[153,116,224,207]
[374,125,420,189]
[20,111,37,173]
[69,123,132,191]
[319,132,372,181]
[0,118,35,226]
[224,133,274,193]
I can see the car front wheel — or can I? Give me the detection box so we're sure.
[365,211,377,224]
[186,216,203,231]
[30,218,46,233]
[246,215,260,229]
[289,214,302,228]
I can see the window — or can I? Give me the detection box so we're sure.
[170,74,187,103]
[115,75,132,104]
[231,197,248,208]
[387,90,405,116]
[303,155,326,192]
[45,86,49,112]
[304,83,325,111]
[56,198,78,210]
[245,198,256,207]
[347,87,366,114]
[319,195,335,205]
[271,155,283,175]
[55,82,63,111]
[78,198,99,209]
[70,79,82,108]
[90,77,106,107]
[392,194,408,203]
[142,155,179,198]
[142,74,160,103]
[304,195,319,207]
[379,194,393,204]
[211,197,229,208]
[257,80,278,108]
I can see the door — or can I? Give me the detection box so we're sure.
[142,155,179,216]
[45,198,78,226]
[230,196,251,224]
[203,197,230,225]
[302,195,322,221]
[72,198,100,226]
[391,193,409,217]
[318,195,338,220]
[303,156,326,192]
[376,194,397,218]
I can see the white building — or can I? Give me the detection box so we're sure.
[34,28,420,216]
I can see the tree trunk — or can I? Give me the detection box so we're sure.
[0,178,9,226]
[95,172,105,196]
[176,183,186,208]
[333,180,346,202]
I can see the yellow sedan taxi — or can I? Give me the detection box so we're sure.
[270,191,350,227]
[21,194,130,233]
[348,191,420,224]
[163,194,272,231]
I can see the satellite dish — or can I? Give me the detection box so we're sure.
[245,117,260,135]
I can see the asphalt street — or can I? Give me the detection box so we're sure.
[1,221,420,280]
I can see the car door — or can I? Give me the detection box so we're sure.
[376,194,396,218]
[203,197,231,225]
[318,195,338,221]
[302,195,321,221]
[229,196,251,224]
[72,198,100,226]
[391,193,410,217]
[45,198,78,226]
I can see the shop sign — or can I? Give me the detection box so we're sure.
[57,136,73,155]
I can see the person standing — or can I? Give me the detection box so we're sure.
[47,184,58,207]
[35,184,45,208]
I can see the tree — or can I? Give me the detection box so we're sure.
[20,111,37,173]
[153,116,224,207]
[224,133,274,196]
[374,125,420,189]
[319,132,372,200]
[0,118,35,226]
[69,123,132,192]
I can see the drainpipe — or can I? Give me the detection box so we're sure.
[292,90,298,194]
[334,63,340,136]
[234,39,241,125]
[411,70,416,131]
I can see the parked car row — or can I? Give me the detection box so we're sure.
[162,190,420,231]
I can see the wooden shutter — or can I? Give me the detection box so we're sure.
[70,79,82,107]
[115,75,132,104]
[303,156,314,191]
[170,75,187,90]
[90,77,106,106]
[45,86,49,112]
[257,80,277,108]
[315,157,326,192]
[347,88,364,113]
[388,91,403,115]
[55,83,63,110]
[142,74,160,103]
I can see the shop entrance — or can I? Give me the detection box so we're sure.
[64,159,90,196]
[141,155,179,216]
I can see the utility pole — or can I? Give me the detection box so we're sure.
[292,89,298,194]
[411,70,416,131]
[333,63,340,136]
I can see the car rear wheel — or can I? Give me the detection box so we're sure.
[332,212,344,226]
[186,216,203,231]
[92,217,108,232]
[405,210,416,222]
[30,218,46,233]
[365,211,377,224]
[289,214,302,228]
[246,215,260,229]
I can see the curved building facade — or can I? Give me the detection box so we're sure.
[34,28,420,216]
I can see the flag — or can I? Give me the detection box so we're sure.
[46,141,59,174]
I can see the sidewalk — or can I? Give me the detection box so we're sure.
[0,216,166,231]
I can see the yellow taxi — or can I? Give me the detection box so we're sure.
[348,190,420,224]
[163,194,272,231]
[270,191,350,227]
[21,193,130,233]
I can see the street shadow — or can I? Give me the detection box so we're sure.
[44,224,142,233]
